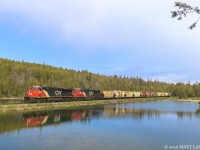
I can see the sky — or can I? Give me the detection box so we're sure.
[0,0,200,83]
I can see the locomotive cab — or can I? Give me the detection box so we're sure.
[24,86,48,102]
[31,86,43,91]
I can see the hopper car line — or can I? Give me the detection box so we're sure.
[24,86,171,103]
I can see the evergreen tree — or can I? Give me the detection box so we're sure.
[0,58,199,98]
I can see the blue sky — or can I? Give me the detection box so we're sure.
[0,0,200,83]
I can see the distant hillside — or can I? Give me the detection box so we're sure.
[0,58,199,98]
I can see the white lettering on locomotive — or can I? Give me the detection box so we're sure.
[55,91,62,96]
[89,92,93,96]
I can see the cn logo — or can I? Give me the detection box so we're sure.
[55,91,62,96]
[89,92,93,96]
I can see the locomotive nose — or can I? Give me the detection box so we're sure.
[25,90,32,96]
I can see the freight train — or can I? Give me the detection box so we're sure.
[24,86,171,103]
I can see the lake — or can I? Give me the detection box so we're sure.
[0,100,200,150]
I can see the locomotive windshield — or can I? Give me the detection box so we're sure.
[33,87,37,91]
[32,86,43,91]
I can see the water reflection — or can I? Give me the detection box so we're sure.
[0,101,200,134]
[23,109,88,127]
[103,105,200,120]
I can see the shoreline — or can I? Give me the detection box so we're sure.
[177,99,200,103]
[0,98,23,100]
[0,98,170,112]
[1,97,200,112]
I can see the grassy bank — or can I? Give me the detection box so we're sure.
[0,97,23,99]
[168,97,200,102]
[0,98,171,112]
[0,99,23,105]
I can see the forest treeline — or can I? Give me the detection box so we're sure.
[0,58,199,98]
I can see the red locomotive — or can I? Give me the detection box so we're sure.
[24,86,47,102]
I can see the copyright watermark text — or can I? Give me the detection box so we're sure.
[164,145,200,150]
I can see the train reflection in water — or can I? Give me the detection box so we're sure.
[1,102,200,134]
[22,105,200,128]
[23,109,91,127]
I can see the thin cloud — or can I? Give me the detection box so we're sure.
[0,0,200,82]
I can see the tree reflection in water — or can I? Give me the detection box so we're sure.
[0,101,200,134]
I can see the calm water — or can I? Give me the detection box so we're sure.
[0,100,200,150]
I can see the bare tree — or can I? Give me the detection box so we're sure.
[171,1,200,29]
